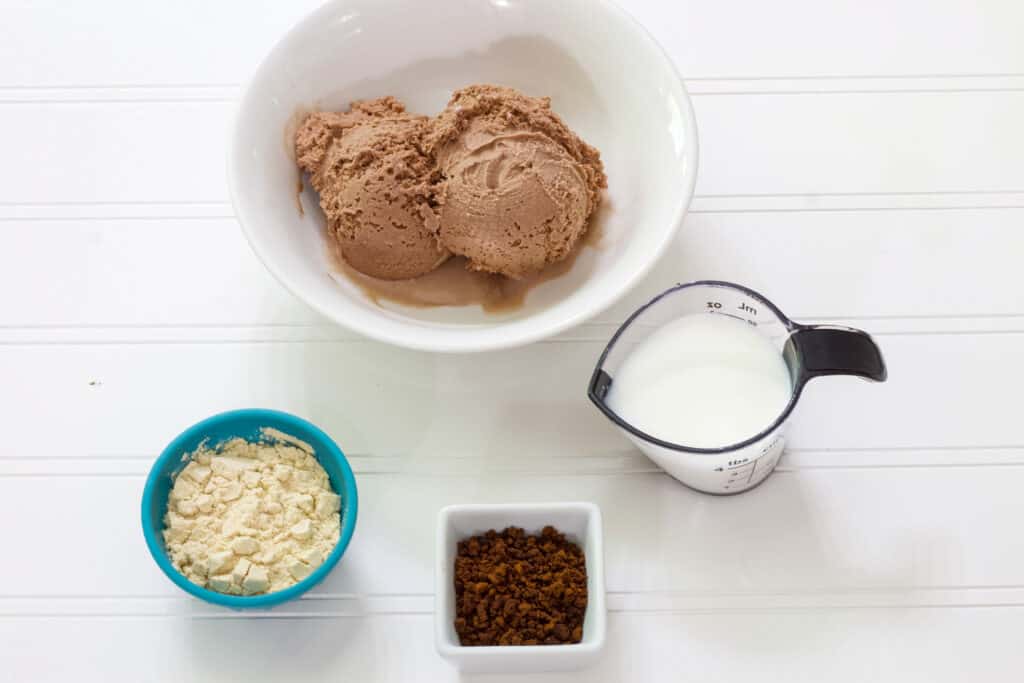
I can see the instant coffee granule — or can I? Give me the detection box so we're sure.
[453,526,587,646]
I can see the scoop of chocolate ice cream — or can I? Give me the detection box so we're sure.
[295,97,448,280]
[428,85,606,279]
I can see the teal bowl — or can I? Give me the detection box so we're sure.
[141,409,358,608]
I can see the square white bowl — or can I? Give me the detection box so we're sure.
[435,502,606,674]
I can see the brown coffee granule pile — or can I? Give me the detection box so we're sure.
[453,526,587,646]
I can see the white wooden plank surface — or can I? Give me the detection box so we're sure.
[5,467,1024,598]
[3,332,1023,458]
[4,0,1023,85]
[5,93,1024,205]
[2,0,1024,680]
[5,609,1022,683]
[5,210,1024,332]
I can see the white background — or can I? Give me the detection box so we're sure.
[3,0,1024,680]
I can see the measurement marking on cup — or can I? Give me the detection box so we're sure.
[738,302,758,316]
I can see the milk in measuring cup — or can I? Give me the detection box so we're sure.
[606,314,792,448]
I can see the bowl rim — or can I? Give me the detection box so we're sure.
[434,501,606,657]
[227,0,699,353]
[140,408,359,609]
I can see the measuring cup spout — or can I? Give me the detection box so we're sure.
[785,325,887,385]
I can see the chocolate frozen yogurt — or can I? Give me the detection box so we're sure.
[295,97,448,280]
[294,85,606,306]
[429,85,606,279]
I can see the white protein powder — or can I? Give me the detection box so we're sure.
[162,428,342,595]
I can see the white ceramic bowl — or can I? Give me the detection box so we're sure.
[435,502,605,673]
[229,0,698,352]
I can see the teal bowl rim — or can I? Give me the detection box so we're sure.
[140,408,359,609]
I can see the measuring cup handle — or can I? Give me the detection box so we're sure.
[787,325,887,384]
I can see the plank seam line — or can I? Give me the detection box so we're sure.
[3,445,1021,460]
[0,73,1022,88]
[3,329,1024,346]
[2,605,1021,619]
[4,466,1024,478]
[5,206,1024,222]
[3,190,1024,207]
[1,75,1024,103]
[4,586,1021,600]
[684,72,1024,81]
[6,311,1024,330]
[4,90,1024,105]
[690,205,1024,215]
[690,88,1024,96]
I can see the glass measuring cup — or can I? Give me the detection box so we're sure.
[588,281,887,494]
